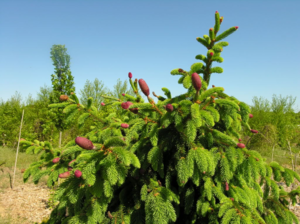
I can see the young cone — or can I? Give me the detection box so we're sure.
[121,123,129,129]
[75,137,95,150]
[52,158,60,163]
[191,73,202,92]
[138,79,150,96]
[166,104,173,112]
[237,143,245,148]
[74,170,82,178]
[59,171,70,178]
[225,182,229,191]
[121,101,133,110]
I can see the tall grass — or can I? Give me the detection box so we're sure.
[0,147,47,191]
[0,147,40,169]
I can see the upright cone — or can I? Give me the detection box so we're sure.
[191,73,202,92]
[75,137,95,150]
[138,79,150,96]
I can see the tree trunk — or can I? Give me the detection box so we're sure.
[58,131,62,186]
[59,131,62,148]
[294,152,298,172]
[272,144,275,162]
[287,140,294,171]
[12,109,24,189]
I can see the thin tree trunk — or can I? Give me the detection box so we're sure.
[59,131,62,148]
[272,144,275,162]
[294,152,298,172]
[287,140,294,171]
[12,109,24,189]
[58,131,62,186]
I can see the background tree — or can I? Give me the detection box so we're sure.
[108,78,136,99]
[270,95,297,148]
[80,78,108,111]
[0,92,23,147]
[246,95,299,148]
[105,78,137,117]
[49,44,76,148]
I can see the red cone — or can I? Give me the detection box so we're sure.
[75,137,95,150]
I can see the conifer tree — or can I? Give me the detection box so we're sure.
[22,11,300,224]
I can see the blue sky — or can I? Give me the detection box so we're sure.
[1,0,299,111]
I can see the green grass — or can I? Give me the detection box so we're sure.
[0,146,40,169]
[249,146,300,174]
[0,146,48,192]
[0,215,30,224]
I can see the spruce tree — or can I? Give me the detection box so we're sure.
[22,11,300,224]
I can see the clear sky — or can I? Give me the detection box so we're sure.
[1,0,299,111]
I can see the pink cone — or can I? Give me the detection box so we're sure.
[237,143,245,148]
[191,73,202,92]
[166,104,173,112]
[225,182,229,191]
[121,101,133,110]
[59,171,70,178]
[128,72,132,79]
[138,79,150,97]
[121,123,129,129]
[74,170,82,178]
[75,137,95,150]
[52,158,60,163]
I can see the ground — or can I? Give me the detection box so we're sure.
[0,167,51,224]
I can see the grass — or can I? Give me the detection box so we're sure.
[0,146,48,192]
[0,147,41,169]
[247,146,300,174]
[0,214,30,224]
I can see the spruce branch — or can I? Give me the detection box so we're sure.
[149,99,164,115]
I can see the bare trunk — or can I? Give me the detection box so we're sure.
[12,109,24,189]
[287,140,294,171]
[59,131,62,148]
[294,152,298,172]
[271,144,275,162]
[57,131,62,186]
